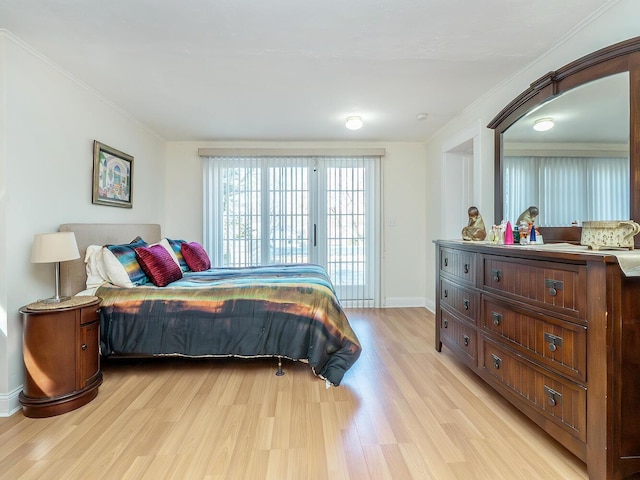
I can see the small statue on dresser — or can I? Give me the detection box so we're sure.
[462,206,487,241]
[517,206,539,225]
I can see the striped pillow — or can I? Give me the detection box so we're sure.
[103,236,149,287]
[135,244,183,287]
[165,238,190,272]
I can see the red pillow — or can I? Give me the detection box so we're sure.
[134,244,183,287]
[180,242,211,272]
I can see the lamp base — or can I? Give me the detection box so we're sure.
[39,296,71,304]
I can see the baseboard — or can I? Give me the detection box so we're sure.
[0,386,23,417]
[424,299,435,313]
[384,296,427,308]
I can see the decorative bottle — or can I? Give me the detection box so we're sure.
[504,221,514,244]
[529,223,537,243]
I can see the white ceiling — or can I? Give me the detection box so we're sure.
[0,0,617,142]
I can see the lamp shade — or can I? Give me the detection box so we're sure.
[31,232,80,263]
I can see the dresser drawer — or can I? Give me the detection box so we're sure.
[440,278,479,324]
[482,255,587,320]
[440,309,477,367]
[482,299,587,382]
[482,339,586,442]
[440,247,476,286]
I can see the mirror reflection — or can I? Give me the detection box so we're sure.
[502,72,630,227]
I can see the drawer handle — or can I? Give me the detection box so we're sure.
[544,386,562,407]
[544,332,563,352]
[492,269,502,282]
[443,319,449,329]
[464,263,469,274]
[444,257,448,267]
[491,354,502,369]
[544,279,563,297]
[463,334,470,347]
[443,289,448,298]
[463,299,470,310]
[492,312,502,326]
[81,344,88,351]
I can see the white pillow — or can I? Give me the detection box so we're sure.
[85,245,109,289]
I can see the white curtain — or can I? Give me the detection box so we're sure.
[504,156,629,226]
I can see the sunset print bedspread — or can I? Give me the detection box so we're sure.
[96,264,361,385]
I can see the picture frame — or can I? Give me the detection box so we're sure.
[92,140,134,208]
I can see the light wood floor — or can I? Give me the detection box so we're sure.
[0,308,588,480]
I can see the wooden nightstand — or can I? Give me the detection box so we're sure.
[19,296,102,418]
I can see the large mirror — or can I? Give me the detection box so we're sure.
[489,36,640,244]
[502,73,629,227]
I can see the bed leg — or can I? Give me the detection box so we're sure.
[275,356,285,377]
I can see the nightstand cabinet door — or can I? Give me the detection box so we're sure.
[78,320,100,389]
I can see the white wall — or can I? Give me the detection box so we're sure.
[423,0,640,310]
[165,141,427,308]
[0,32,166,415]
[0,31,9,418]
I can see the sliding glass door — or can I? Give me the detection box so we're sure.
[203,155,379,307]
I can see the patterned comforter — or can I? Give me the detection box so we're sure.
[96,264,361,385]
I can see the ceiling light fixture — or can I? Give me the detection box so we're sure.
[533,118,554,132]
[345,116,363,130]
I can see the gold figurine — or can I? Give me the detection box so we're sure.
[462,206,487,241]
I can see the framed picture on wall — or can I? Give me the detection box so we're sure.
[92,140,133,208]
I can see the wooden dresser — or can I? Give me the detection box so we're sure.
[435,240,640,480]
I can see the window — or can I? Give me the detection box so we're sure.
[203,154,380,307]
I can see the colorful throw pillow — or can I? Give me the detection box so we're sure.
[165,238,190,272]
[102,236,149,287]
[135,244,183,287]
[180,242,211,272]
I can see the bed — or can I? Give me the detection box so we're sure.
[59,223,361,386]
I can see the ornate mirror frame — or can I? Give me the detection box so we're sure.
[488,36,640,245]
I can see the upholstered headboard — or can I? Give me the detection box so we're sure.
[59,223,162,296]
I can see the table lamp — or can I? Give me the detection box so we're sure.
[31,232,80,303]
